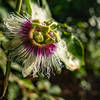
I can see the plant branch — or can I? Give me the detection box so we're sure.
[0,60,11,99]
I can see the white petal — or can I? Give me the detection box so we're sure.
[57,40,80,70]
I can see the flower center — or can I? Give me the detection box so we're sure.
[29,20,59,47]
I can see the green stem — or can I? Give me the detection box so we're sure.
[0,60,11,98]
[25,0,32,15]
[16,0,22,14]
[37,0,42,6]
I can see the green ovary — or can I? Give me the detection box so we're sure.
[33,31,44,43]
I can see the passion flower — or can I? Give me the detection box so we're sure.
[3,13,80,78]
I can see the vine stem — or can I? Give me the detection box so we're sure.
[16,0,22,14]
[0,0,22,99]
[38,0,42,6]
[0,60,11,99]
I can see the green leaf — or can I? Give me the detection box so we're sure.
[0,32,6,42]
[25,0,32,16]
[19,79,35,90]
[63,32,84,66]
[40,95,55,100]
[81,80,91,91]
[7,83,20,100]
[48,85,61,95]
[37,80,51,90]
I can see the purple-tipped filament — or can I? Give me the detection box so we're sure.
[19,20,58,57]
